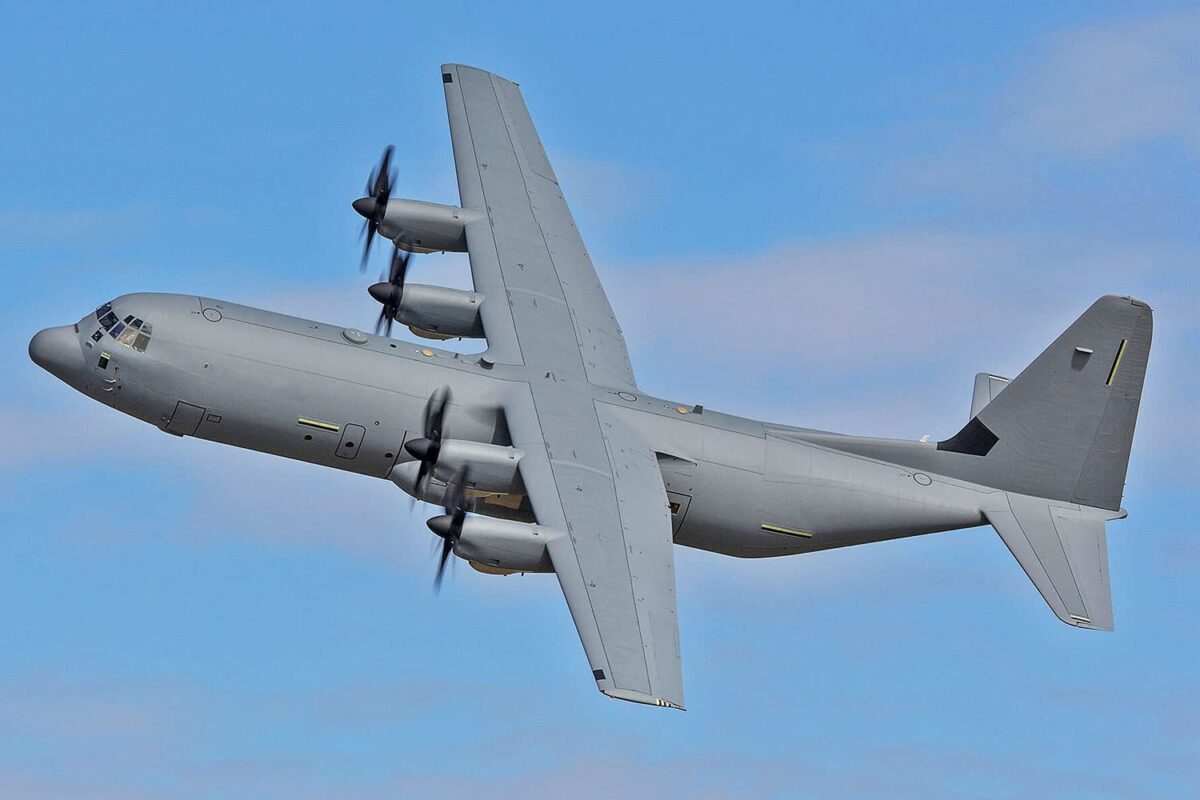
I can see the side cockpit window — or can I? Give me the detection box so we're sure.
[95,302,153,352]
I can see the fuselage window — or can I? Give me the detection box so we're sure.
[90,329,103,342]
[109,322,125,338]
[123,314,135,324]
[98,311,118,330]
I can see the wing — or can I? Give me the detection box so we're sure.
[441,63,637,391]
[503,385,685,709]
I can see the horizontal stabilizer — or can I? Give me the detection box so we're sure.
[970,373,1009,419]
[986,493,1118,631]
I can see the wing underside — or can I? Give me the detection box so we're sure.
[441,63,637,391]
[503,387,684,709]
[439,64,680,708]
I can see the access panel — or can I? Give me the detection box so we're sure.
[336,424,366,460]
[165,401,206,437]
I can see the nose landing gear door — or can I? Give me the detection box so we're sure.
[165,401,206,436]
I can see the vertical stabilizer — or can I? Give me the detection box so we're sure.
[939,295,1152,511]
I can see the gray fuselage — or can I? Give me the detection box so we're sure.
[41,292,991,559]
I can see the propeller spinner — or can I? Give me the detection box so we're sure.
[405,386,451,496]
[369,245,413,337]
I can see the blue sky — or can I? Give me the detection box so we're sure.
[3,2,1198,797]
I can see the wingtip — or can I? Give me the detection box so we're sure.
[602,687,686,711]
[1061,610,1114,632]
[439,63,518,86]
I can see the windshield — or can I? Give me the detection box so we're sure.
[93,302,153,352]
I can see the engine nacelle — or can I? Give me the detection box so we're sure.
[432,440,523,494]
[377,198,472,253]
[388,440,524,498]
[395,284,485,340]
[389,460,444,502]
[448,516,554,574]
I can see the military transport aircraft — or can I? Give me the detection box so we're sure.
[29,64,1152,710]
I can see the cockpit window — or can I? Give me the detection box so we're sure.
[95,302,154,352]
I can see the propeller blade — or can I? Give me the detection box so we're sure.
[434,536,454,592]
[432,464,470,594]
[423,387,451,441]
[374,145,394,198]
[356,146,396,272]
[414,457,431,495]
[388,245,411,286]
[369,244,413,325]
[360,220,378,271]
[374,307,393,337]
[442,465,468,515]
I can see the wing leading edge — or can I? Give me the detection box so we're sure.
[503,387,684,709]
[441,63,637,391]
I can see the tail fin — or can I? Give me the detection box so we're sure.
[939,295,1152,511]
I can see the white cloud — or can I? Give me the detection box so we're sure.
[551,153,664,230]
[1010,10,1200,157]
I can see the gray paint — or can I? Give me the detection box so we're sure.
[970,373,1009,419]
[28,64,1154,710]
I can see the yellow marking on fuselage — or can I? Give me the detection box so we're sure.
[297,417,340,432]
[760,523,814,538]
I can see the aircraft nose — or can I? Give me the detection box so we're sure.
[29,325,84,382]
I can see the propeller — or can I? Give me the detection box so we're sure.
[353,145,396,271]
[404,386,451,497]
[427,464,471,592]
[369,244,413,337]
